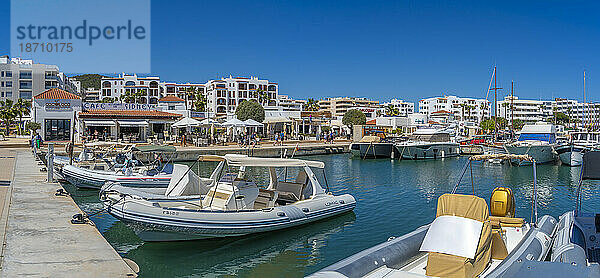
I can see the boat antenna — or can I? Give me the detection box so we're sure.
[583,70,587,131]
[575,161,585,216]
[511,80,514,136]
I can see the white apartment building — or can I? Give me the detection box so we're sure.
[0,56,78,101]
[497,96,553,123]
[278,95,305,111]
[380,98,415,116]
[418,95,490,123]
[553,98,600,128]
[163,82,205,110]
[205,76,278,118]
[100,73,163,104]
[318,97,380,118]
[83,88,100,102]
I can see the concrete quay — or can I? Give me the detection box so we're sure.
[0,149,136,277]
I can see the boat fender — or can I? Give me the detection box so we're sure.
[277,212,286,217]
[302,208,309,212]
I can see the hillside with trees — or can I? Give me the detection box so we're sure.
[73,74,106,90]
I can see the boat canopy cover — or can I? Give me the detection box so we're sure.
[133,145,177,152]
[224,154,325,168]
[583,151,600,180]
[518,133,556,143]
[359,136,381,143]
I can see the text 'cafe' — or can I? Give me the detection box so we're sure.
[32,88,183,143]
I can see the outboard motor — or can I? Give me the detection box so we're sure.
[490,187,515,217]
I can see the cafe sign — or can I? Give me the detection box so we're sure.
[83,102,157,111]
[45,100,72,111]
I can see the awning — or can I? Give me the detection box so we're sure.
[263,117,292,124]
[84,120,116,126]
[117,120,149,127]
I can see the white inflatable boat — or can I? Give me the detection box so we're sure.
[101,154,356,241]
[309,154,558,278]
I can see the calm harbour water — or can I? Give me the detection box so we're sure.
[63,154,600,278]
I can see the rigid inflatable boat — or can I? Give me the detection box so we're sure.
[101,154,356,241]
[309,154,557,278]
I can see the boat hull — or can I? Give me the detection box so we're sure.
[556,145,587,166]
[106,194,356,241]
[395,143,460,160]
[504,144,557,165]
[350,143,398,159]
[62,164,171,189]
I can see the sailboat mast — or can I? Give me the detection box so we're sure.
[511,80,514,134]
[494,66,498,141]
[583,70,587,131]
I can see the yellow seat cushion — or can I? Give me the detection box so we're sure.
[489,216,524,228]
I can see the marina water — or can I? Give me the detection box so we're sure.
[63,154,600,277]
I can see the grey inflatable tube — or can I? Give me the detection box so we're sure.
[308,225,428,278]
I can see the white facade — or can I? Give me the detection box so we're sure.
[31,89,82,142]
[497,96,552,123]
[278,95,305,111]
[419,95,490,123]
[0,56,79,101]
[205,76,278,118]
[100,73,163,104]
[381,98,415,116]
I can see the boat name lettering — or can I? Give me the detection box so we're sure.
[325,200,340,206]
[162,210,179,216]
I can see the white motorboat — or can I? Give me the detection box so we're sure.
[100,154,356,241]
[504,122,558,165]
[395,128,460,160]
[61,145,177,189]
[309,154,557,278]
[556,131,600,166]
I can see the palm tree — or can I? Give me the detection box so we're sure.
[14,98,31,135]
[194,88,207,112]
[186,87,195,110]
[385,105,399,116]
[0,100,17,136]
[257,89,270,106]
[303,98,320,112]
[120,90,136,103]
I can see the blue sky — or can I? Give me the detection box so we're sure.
[1,0,598,103]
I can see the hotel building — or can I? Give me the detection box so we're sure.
[497,96,553,123]
[0,56,78,101]
[205,76,278,118]
[418,95,490,123]
[318,97,380,118]
[380,98,415,116]
[100,73,163,104]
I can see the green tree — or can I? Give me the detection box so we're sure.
[14,98,31,135]
[235,100,265,123]
[512,119,525,130]
[480,117,508,132]
[342,109,366,133]
[0,100,17,135]
[257,89,271,106]
[193,88,207,112]
[25,122,41,134]
[304,98,320,111]
[120,90,136,103]
[553,112,569,125]
[101,97,115,103]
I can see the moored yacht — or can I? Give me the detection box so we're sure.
[350,135,400,159]
[504,122,558,165]
[556,131,600,166]
[394,128,459,160]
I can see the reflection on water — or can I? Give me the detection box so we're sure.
[63,154,600,277]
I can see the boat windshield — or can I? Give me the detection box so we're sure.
[518,133,556,143]
[410,133,450,142]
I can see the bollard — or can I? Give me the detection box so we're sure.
[47,143,54,182]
